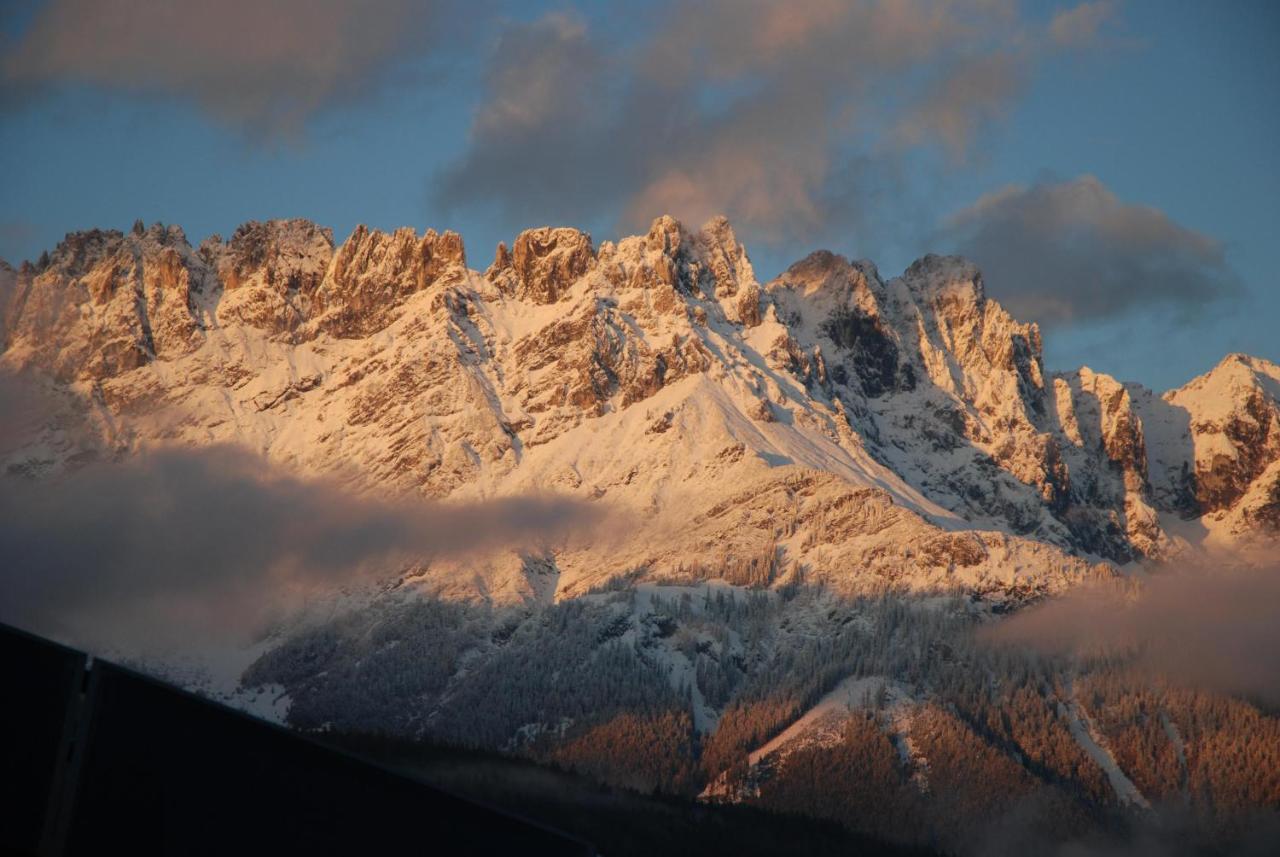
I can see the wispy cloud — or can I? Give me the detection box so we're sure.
[982,561,1280,706]
[1048,0,1117,48]
[1,0,458,137]
[892,52,1025,163]
[938,175,1242,325]
[0,442,601,650]
[435,1,1114,246]
[431,11,615,229]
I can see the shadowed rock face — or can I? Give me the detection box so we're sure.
[821,309,904,398]
[2,214,1277,564]
[1245,473,1280,531]
[774,251,910,399]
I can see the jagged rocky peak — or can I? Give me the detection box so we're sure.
[897,253,1038,356]
[690,215,753,299]
[504,213,757,325]
[632,215,760,320]
[1,222,210,381]
[771,249,886,320]
[39,228,112,279]
[330,223,466,286]
[11,221,198,313]
[621,214,701,298]
[1058,368,1147,473]
[203,219,335,334]
[1054,367,1149,488]
[694,216,764,327]
[486,240,513,279]
[890,257,1076,530]
[900,253,985,299]
[768,250,906,398]
[593,217,691,318]
[208,219,334,291]
[895,253,1046,414]
[3,212,1277,567]
[765,250,1092,553]
[777,250,879,303]
[1166,353,1280,516]
[311,224,467,337]
[45,222,187,275]
[487,226,594,304]
[1046,366,1165,560]
[644,214,686,256]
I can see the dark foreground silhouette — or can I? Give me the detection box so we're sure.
[0,623,593,856]
[2,622,935,857]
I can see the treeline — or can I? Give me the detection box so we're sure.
[242,597,484,733]
[754,705,1109,855]
[1079,667,1280,837]
[547,708,700,795]
[323,730,941,857]
[666,541,789,589]
[244,582,1280,855]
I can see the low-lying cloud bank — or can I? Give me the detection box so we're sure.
[983,561,1280,706]
[0,444,601,651]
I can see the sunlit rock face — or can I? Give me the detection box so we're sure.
[1134,353,1280,540]
[312,224,467,337]
[0,224,212,381]
[208,219,334,336]
[488,227,594,304]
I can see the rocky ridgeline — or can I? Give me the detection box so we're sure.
[2,215,1277,582]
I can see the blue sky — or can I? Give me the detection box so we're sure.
[1,0,1275,390]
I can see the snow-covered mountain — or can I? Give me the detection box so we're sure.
[3,215,1275,599]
